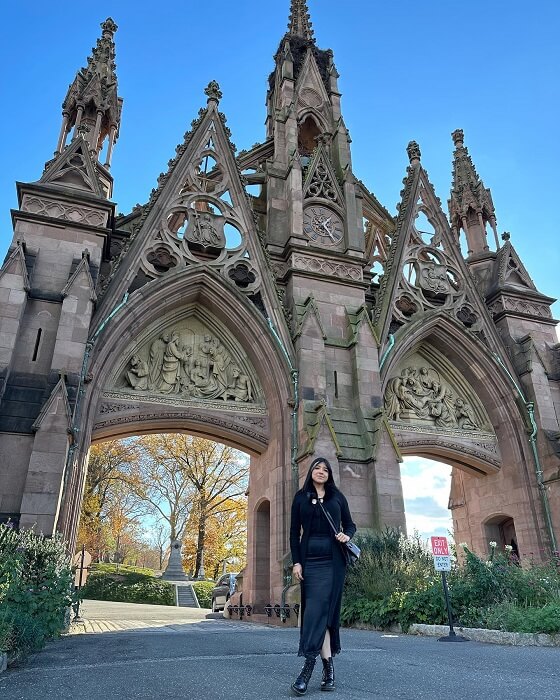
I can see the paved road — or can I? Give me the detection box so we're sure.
[1,600,558,700]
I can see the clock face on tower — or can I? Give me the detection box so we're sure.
[303,206,344,247]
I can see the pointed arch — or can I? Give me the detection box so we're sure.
[381,312,534,475]
[59,265,294,539]
[87,266,293,423]
[297,111,326,155]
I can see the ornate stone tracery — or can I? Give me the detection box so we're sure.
[135,115,262,299]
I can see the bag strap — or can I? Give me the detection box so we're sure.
[318,500,340,538]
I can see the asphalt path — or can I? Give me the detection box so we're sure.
[0,600,558,700]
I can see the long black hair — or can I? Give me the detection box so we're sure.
[299,457,339,499]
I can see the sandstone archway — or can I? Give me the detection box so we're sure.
[380,313,546,558]
[58,267,294,605]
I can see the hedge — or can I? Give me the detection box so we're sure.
[80,564,175,605]
[0,524,73,660]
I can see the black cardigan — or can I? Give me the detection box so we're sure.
[290,489,356,566]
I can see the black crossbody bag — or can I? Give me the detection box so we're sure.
[318,500,361,566]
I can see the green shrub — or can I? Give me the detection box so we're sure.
[342,534,560,635]
[80,565,174,606]
[0,524,72,658]
[482,601,560,634]
[192,581,214,609]
[344,528,435,604]
[0,606,47,658]
[399,584,447,631]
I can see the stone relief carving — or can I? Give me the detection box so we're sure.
[384,366,481,431]
[292,254,362,281]
[185,210,226,249]
[99,402,140,414]
[116,319,259,406]
[22,195,107,228]
[397,438,501,469]
[488,298,552,319]
[93,410,268,445]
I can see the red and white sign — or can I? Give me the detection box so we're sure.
[431,536,449,556]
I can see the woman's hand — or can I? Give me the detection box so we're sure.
[293,563,304,581]
[335,532,350,543]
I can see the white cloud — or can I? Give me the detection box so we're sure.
[401,457,453,542]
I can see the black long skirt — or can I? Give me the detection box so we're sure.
[299,534,339,659]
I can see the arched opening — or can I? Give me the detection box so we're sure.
[382,313,541,561]
[77,433,249,584]
[253,499,270,607]
[298,115,321,163]
[484,515,519,559]
[60,268,294,608]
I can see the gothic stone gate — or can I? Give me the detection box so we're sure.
[1,7,559,609]
[66,269,294,607]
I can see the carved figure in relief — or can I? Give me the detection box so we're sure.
[198,334,214,380]
[384,365,480,431]
[211,339,234,397]
[187,358,221,399]
[419,261,450,294]
[187,210,225,249]
[455,398,479,430]
[148,332,170,388]
[226,366,253,402]
[384,368,429,421]
[428,388,456,428]
[126,355,149,391]
[159,332,192,394]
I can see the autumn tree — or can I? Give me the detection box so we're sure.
[182,496,247,579]
[77,439,140,561]
[122,435,198,548]
[149,522,169,571]
[129,434,248,578]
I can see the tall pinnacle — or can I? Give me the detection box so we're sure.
[83,17,118,83]
[449,129,499,254]
[56,18,122,163]
[287,0,315,41]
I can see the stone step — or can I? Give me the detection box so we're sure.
[176,584,199,608]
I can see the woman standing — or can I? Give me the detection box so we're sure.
[290,457,357,695]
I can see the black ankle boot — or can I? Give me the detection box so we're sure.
[291,657,316,696]
[321,657,335,691]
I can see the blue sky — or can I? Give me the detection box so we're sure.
[0,1,557,538]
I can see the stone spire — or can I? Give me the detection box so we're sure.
[287,0,315,42]
[448,128,499,256]
[56,18,123,166]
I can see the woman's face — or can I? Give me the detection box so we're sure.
[311,462,329,487]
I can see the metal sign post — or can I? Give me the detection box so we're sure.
[430,537,468,643]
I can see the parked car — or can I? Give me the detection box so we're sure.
[211,573,238,612]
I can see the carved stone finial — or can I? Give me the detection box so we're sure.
[76,123,90,139]
[501,231,511,241]
[205,80,222,103]
[407,140,421,164]
[101,18,118,35]
[452,129,464,148]
[287,0,315,42]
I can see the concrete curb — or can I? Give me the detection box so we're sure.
[408,623,560,647]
